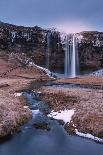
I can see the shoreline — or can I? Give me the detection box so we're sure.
[0,61,53,139]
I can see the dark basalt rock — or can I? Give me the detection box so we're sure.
[33,122,51,131]
[64,122,76,135]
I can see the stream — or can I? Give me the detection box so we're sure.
[46,82,103,90]
[0,91,103,155]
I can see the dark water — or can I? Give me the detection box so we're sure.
[46,82,103,90]
[0,92,103,155]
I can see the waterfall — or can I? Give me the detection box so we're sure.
[65,35,70,76]
[64,34,79,78]
[46,32,51,69]
[71,35,76,77]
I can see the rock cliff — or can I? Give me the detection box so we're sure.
[0,21,103,73]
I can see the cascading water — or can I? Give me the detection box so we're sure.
[46,32,51,69]
[64,34,79,78]
[64,35,70,76]
[71,35,76,77]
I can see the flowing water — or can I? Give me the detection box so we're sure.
[64,34,79,77]
[64,35,70,76]
[46,32,51,70]
[71,35,76,77]
[0,91,103,155]
[46,82,103,90]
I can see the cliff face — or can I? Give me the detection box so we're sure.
[78,31,103,72]
[0,21,103,73]
[0,21,64,71]
[0,21,47,66]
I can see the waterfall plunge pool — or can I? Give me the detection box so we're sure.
[0,91,103,155]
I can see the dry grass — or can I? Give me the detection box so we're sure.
[40,84,103,138]
[56,76,103,86]
[0,56,51,138]
[0,79,32,138]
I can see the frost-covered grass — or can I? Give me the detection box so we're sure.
[75,129,103,143]
[29,62,55,79]
[48,109,74,124]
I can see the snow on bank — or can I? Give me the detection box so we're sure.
[48,109,74,124]
[75,129,103,143]
[90,69,103,77]
[29,62,55,79]
[14,92,22,97]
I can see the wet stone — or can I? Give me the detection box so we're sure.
[33,122,51,131]
[64,122,76,135]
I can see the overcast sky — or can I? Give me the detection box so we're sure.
[0,0,103,33]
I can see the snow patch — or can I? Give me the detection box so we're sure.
[37,91,42,94]
[48,109,74,123]
[90,69,103,77]
[24,106,29,109]
[75,129,103,143]
[14,92,22,97]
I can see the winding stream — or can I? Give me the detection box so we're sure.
[0,91,103,155]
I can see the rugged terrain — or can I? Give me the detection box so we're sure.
[0,21,103,72]
[0,21,64,71]
[78,31,103,72]
[0,21,103,141]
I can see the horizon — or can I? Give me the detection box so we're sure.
[0,20,103,34]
